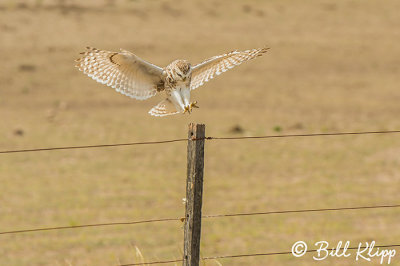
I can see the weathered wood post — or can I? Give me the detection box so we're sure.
[183,123,205,266]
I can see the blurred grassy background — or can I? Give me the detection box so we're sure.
[0,0,399,265]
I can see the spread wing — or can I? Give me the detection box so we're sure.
[75,47,164,100]
[190,47,269,91]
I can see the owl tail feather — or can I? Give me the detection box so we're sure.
[148,98,181,117]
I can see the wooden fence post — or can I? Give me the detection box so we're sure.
[183,123,206,266]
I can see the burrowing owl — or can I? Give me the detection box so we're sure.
[75,47,269,116]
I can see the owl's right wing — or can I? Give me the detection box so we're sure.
[76,47,164,100]
[190,47,269,91]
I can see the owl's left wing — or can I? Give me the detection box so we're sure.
[190,47,269,91]
[76,47,164,100]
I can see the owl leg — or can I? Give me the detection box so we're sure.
[181,87,192,114]
[170,90,185,112]
[182,88,191,107]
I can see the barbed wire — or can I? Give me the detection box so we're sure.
[0,217,180,235]
[1,130,400,154]
[1,204,398,236]
[202,204,400,219]
[202,130,400,141]
[203,244,400,260]
[118,244,400,265]
[119,259,183,266]
[0,138,187,154]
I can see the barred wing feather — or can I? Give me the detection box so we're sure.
[190,47,269,91]
[76,47,163,100]
[148,98,181,117]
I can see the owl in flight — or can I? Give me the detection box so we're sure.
[76,47,269,116]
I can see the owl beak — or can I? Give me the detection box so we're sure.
[182,77,187,81]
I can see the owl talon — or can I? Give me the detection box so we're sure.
[183,102,199,114]
[191,101,199,109]
[183,106,190,114]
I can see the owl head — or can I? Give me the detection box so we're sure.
[174,60,192,81]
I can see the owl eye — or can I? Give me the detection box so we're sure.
[177,73,183,78]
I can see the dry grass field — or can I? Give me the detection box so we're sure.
[0,0,400,265]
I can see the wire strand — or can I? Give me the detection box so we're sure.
[203,130,400,141]
[0,218,181,235]
[0,204,398,235]
[202,244,400,261]
[1,130,400,154]
[118,244,400,265]
[119,259,183,266]
[0,138,187,154]
[202,204,400,219]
